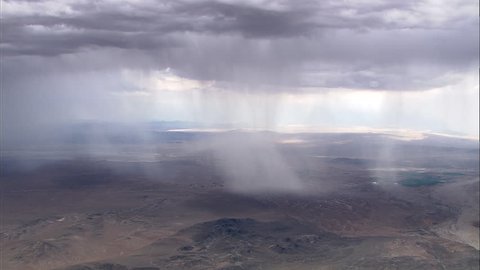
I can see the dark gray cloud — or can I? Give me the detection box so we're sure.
[3,0,321,55]
[3,0,477,54]
[2,0,477,92]
[1,0,479,148]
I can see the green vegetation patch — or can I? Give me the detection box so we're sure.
[399,173,445,187]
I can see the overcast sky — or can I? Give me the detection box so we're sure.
[2,0,479,142]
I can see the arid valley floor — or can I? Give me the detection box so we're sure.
[1,131,479,270]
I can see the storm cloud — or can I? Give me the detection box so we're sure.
[1,0,479,145]
[3,0,478,89]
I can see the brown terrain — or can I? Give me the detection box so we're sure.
[1,131,479,270]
